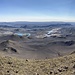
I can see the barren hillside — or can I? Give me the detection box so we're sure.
[0,53,75,75]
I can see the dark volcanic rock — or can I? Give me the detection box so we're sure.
[3,47,18,53]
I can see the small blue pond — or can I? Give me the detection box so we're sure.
[15,33,31,37]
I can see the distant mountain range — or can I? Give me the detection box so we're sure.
[0,21,74,28]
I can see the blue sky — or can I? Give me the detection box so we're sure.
[0,0,75,22]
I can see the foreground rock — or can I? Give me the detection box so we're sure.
[0,53,75,75]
